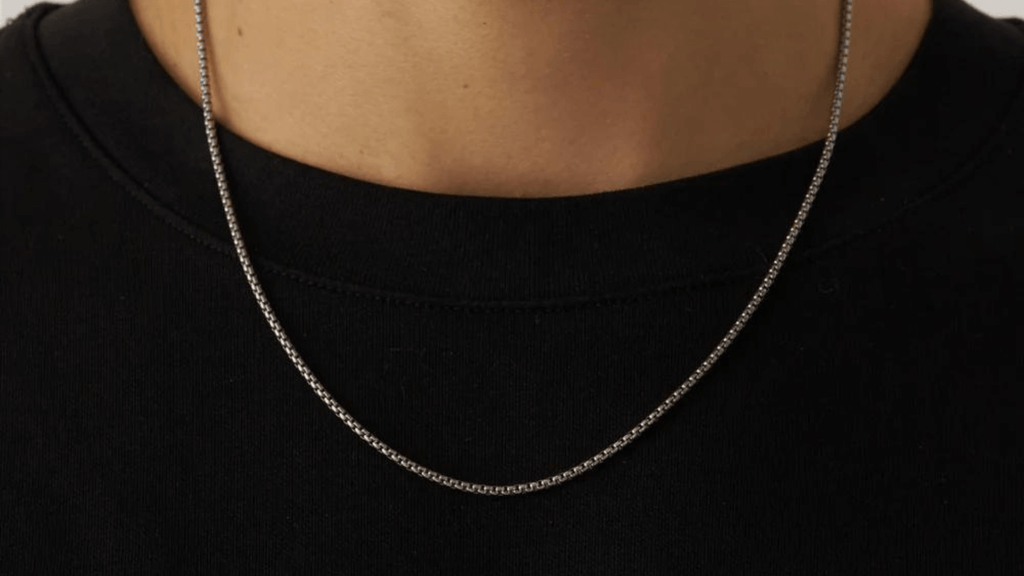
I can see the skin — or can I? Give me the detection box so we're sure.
[129,0,931,198]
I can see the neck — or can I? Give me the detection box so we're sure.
[130,0,931,198]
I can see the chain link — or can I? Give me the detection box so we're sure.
[192,0,854,496]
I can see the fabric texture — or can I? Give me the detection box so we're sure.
[2,0,1023,572]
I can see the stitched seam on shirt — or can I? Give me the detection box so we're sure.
[20,3,1024,313]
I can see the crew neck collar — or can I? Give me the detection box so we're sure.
[28,0,1024,302]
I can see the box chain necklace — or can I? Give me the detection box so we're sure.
[192,0,854,496]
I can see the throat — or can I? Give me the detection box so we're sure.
[131,0,931,198]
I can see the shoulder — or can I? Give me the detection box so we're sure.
[2,2,126,251]
[1,3,82,205]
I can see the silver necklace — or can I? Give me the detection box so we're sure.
[192,0,853,496]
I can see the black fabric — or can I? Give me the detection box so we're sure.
[2,0,1023,572]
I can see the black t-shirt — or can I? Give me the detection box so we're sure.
[2,0,1023,572]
